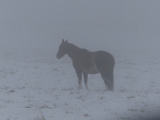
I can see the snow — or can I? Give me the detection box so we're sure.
[0,50,160,120]
[1,0,160,119]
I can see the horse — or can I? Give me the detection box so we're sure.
[56,39,115,91]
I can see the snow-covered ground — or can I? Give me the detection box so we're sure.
[0,50,160,120]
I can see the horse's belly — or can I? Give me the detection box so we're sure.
[83,65,99,74]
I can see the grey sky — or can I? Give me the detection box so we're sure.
[0,0,160,53]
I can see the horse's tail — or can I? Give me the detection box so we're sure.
[107,68,114,90]
[100,68,114,91]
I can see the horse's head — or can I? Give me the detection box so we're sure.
[56,39,68,59]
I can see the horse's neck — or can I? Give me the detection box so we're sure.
[67,43,81,60]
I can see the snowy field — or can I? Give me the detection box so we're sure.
[0,50,160,120]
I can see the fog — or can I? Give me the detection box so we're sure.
[0,0,160,54]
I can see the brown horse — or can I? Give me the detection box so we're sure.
[56,39,115,91]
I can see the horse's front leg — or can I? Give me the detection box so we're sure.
[83,73,88,90]
[75,69,82,89]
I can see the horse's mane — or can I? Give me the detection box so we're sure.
[67,42,81,50]
[67,42,91,54]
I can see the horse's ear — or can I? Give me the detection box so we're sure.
[66,40,68,43]
[62,39,64,43]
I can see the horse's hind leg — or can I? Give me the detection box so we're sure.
[83,73,88,90]
[100,71,114,91]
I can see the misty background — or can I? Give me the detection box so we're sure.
[0,0,160,55]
